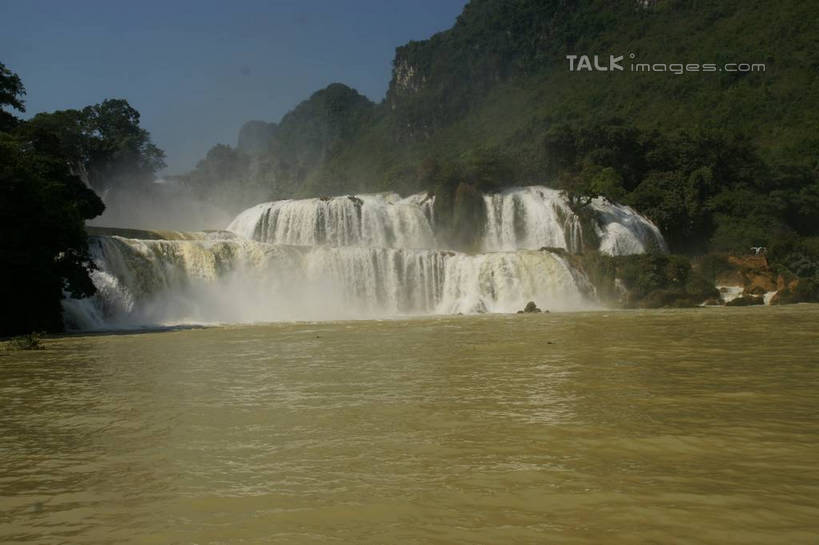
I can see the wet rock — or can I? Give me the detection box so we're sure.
[522,301,542,313]
[347,195,364,207]
[725,295,764,307]
[745,285,767,297]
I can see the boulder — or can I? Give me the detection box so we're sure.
[725,295,764,307]
[522,301,542,313]
[745,285,767,296]
[769,277,819,304]
[745,273,777,294]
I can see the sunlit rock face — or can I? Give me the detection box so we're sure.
[65,186,666,329]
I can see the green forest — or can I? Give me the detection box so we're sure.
[2,0,818,335]
[182,0,817,252]
[0,63,164,335]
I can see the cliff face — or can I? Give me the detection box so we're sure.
[384,0,580,140]
[203,0,817,197]
[189,83,376,200]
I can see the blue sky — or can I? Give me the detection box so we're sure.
[0,0,467,173]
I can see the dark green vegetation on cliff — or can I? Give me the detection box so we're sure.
[183,0,818,259]
[178,0,818,304]
[0,63,164,335]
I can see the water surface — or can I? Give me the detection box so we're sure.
[2,306,818,544]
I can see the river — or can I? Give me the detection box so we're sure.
[2,305,818,544]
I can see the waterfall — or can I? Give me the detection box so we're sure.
[228,186,664,256]
[481,186,665,254]
[482,187,583,252]
[436,250,591,315]
[590,198,667,255]
[65,185,667,329]
[227,192,436,249]
[64,235,593,329]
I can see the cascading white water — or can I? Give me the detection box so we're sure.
[589,197,667,255]
[483,187,583,252]
[228,186,664,255]
[64,235,591,329]
[481,186,665,255]
[436,250,591,314]
[228,192,436,249]
[65,185,667,329]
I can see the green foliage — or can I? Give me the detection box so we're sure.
[582,252,719,308]
[538,121,817,255]
[181,144,252,200]
[0,61,26,132]
[6,332,45,351]
[0,129,104,335]
[696,253,734,284]
[419,149,515,251]
[774,278,819,304]
[19,99,165,192]
[183,84,375,204]
[177,0,816,264]
[0,62,173,334]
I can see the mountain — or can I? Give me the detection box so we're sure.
[182,0,818,257]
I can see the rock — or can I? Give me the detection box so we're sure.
[725,295,764,307]
[728,255,769,269]
[347,195,364,207]
[716,254,778,296]
[522,301,542,313]
[745,285,767,296]
[769,277,819,304]
[745,273,777,294]
[319,195,331,202]
[702,298,722,306]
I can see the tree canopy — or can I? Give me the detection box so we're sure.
[19,98,165,192]
[0,63,170,335]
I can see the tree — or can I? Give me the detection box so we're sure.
[19,99,165,192]
[0,62,25,132]
[0,63,105,335]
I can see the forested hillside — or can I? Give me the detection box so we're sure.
[182,0,817,261]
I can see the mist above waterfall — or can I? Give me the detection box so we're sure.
[87,177,269,232]
[66,185,666,330]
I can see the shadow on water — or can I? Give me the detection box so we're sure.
[59,323,212,338]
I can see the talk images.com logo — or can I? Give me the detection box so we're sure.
[566,54,766,75]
